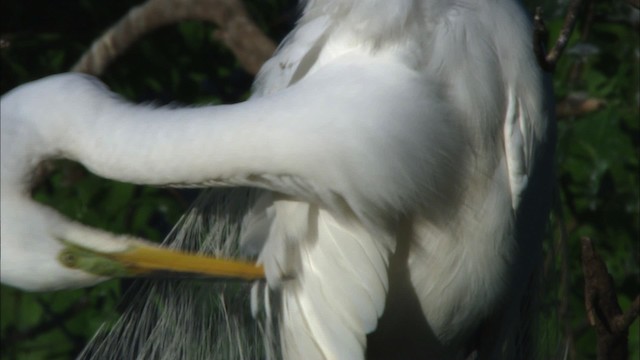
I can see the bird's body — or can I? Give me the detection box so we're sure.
[0,0,554,359]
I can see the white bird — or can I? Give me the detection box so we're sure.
[0,0,554,359]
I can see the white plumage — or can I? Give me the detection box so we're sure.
[0,0,554,358]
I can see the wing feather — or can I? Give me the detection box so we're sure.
[253,16,331,97]
[261,205,391,360]
[504,88,530,209]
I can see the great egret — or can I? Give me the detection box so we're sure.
[0,0,554,358]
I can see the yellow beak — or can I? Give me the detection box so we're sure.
[57,240,264,281]
[113,244,264,280]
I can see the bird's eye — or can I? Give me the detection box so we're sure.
[58,250,78,268]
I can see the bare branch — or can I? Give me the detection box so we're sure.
[613,295,640,332]
[556,93,606,118]
[533,7,551,72]
[534,0,585,72]
[546,0,584,67]
[72,0,276,76]
[581,237,639,360]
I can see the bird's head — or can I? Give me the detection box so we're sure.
[1,193,265,291]
[0,194,119,291]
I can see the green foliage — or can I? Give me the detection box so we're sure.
[1,0,638,359]
[531,0,639,358]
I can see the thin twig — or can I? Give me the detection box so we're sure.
[2,296,92,344]
[72,0,276,76]
[533,0,585,72]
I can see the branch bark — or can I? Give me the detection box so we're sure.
[581,237,640,360]
[533,0,585,72]
[72,0,276,76]
[556,93,606,118]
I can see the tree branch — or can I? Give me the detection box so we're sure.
[581,237,639,360]
[613,295,640,333]
[533,0,585,72]
[555,93,606,118]
[533,7,550,72]
[72,0,276,76]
